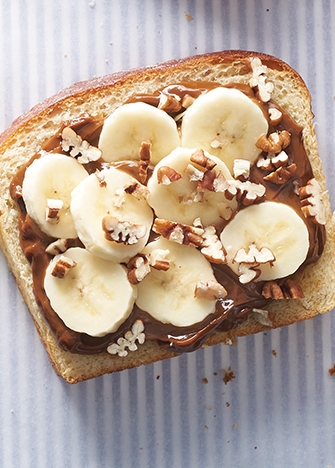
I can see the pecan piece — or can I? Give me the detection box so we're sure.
[153,219,204,247]
[46,199,63,225]
[263,163,297,184]
[51,255,76,278]
[299,178,326,225]
[127,254,151,285]
[138,140,152,184]
[256,131,291,154]
[190,149,217,170]
[102,216,147,245]
[157,166,182,185]
[194,280,227,300]
[158,93,182,113]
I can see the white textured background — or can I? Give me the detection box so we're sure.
[0,1,335,467]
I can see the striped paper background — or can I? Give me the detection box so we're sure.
[0,1,335,467]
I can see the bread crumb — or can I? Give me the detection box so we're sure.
[223,367,235,384]
[272,349,277,357]
[233,423,238,430]
[328,365,335,376]
[206,405,213,411]
[186,13,193,20]
[156,375,160,380]
[226,402,230,407]
[205,425,209,429]
[213,372,218,376]
[203,377,208,384]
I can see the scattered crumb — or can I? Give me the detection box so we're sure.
[89,0,95,6]
[109,42,113,45]
[226,402,230,407]
[272,349,277,357]
[105,59,108,63]
[206,405,213,411]
[255,446,257,449]
[227,440,230,443]
[205,425,209,430]
[222,392,226,395]
[328,365,335,376]
[64,54,67,58]
[156,375,160,380]
[233,423,238,430]
[223,367,235,385]
[213,372,218,376]
[186,13,193,20]
[203,377,208,384]
[264,332,267,335]
[266,8,269,11]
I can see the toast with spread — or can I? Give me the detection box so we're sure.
[0,51,334,383]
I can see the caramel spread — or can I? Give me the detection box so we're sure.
[10,82,325,355]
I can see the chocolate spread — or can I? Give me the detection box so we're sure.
[10,82,325,355]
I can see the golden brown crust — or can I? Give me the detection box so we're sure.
[0,50,334,383]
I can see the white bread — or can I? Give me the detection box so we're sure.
[0,50,334,383]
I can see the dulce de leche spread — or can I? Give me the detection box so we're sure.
[10,79,326,355]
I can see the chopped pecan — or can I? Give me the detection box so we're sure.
[62,127,101,164]
[233,159,250,181]
[95,169,107,187]
[268,108,283,125]
[263,163,297,184]
[127,254,151,284]
[256,131,291,154]
[45,238,69,255]
[153,219,204,247]
[194,280,227,300]
[148,248,171,271]
[197,169,217,191]
[102,216,147,245]
[182,95,195,108]
[299,178,326,225]
[184,164,204,182]
[123,181,149,200]
[46,199,63,224]
[107,320,145,357]
[233,244,275,265]
[138,140,151,184]
[157,166,182,185]
[257,150,289,171]
[158,93,182,113]
[190,149,217,170]
[262,279,304,299]
[248,57,274,103]
[237,264,261,284]
[200,226,227,264]
[251,308,273,327]
[51,255,76,278]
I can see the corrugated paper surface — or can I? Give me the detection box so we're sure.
[1,1,335,467]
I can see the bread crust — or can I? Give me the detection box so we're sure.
[0,50,334,383]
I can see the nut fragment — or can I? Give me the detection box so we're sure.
[102,216,147,245]
[299,178,326,225]
[194,280,227,300]
[107,320,145,357]
[237,264,261,284]
[233,244,275,265]
[184,164,205,182]
[190,149,217,170]
[127,254,151,284]
[262,279,304,299]
[248,57,274,103]
[182,95,195,108]
[138,140,152,184]
[123,181,149,200]
[257,150,289,171]
[268,108,283,125]
[94,169,107,187]
[211,171,265,205]
[153,219,204,247]
[45,238,69,255]
[256,131,291,154]
[157,166,182,185]
[158,93,182,113]
[200,226,227,264]
[233,159,250,180]
[263,163,297,184]
[251,308,273,327]
[148,248,171,271]
[61,127,102,164]
[51,255,77,278]
[46,199,63,224]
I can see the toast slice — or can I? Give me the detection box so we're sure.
[0,51,334,383]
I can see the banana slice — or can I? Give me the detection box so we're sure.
[22,153,88,239]
[70,167,154,263]
[220,201,309,282]
[136,237,224,327]
[147,147,237,226]
[44,247,137,337]
[181,87,269,172]
[98,102,180,165]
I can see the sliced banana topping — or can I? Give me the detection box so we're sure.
[70,167,153,263]
[181,87,269,172]
[220,202,309,282]
[22,153,89,239]
[98,102,180,164]
[147,147,237,226]
[44,247,137,337]
[136,238,223,327]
